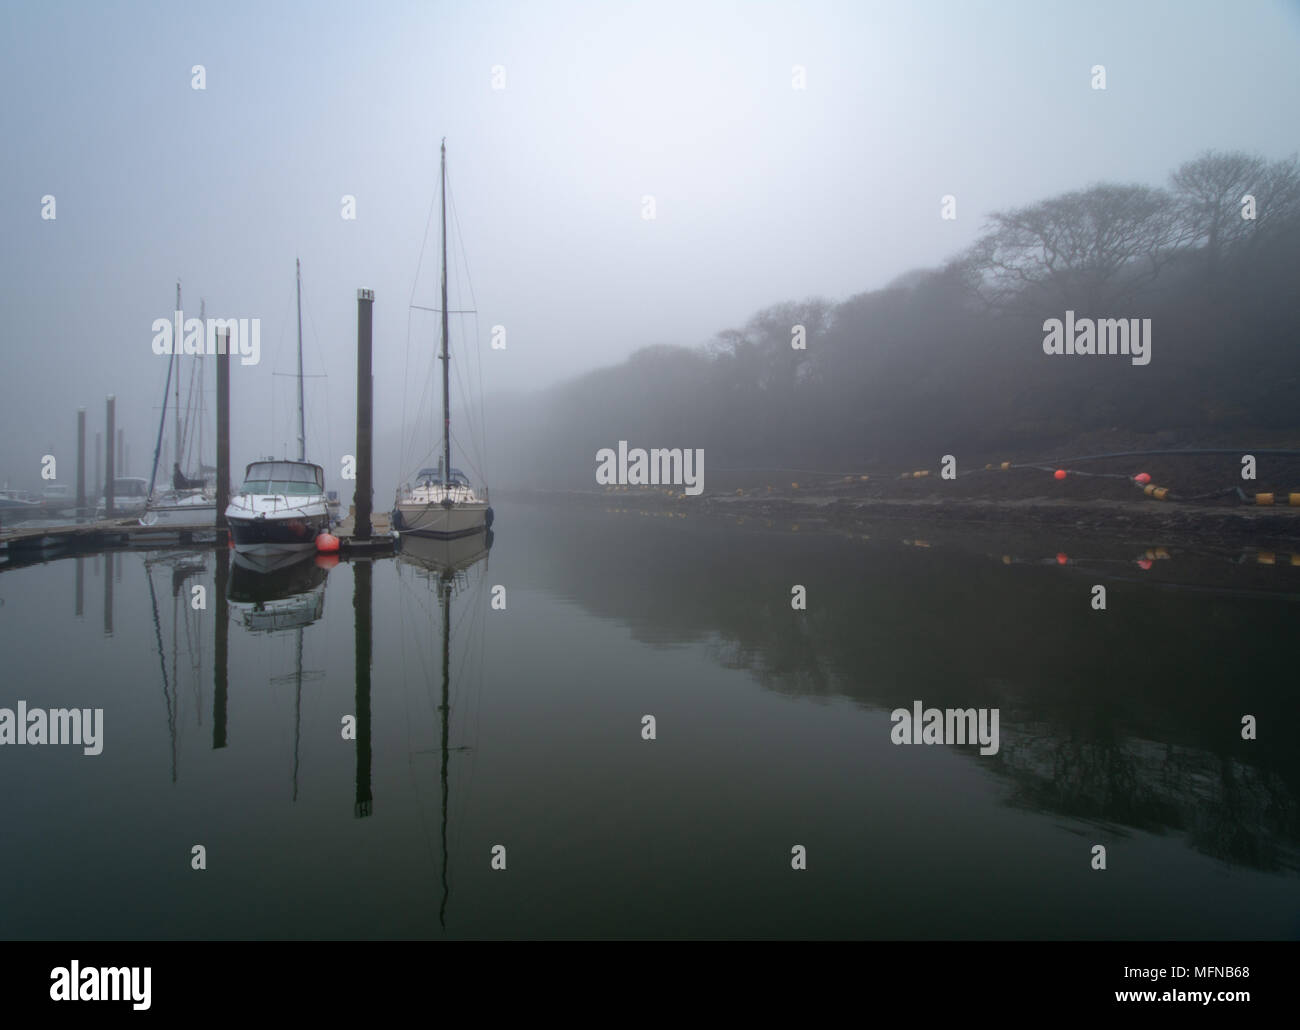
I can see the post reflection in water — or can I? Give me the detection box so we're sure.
[103,550,112,636]
[396,528,494,931]
[214,545,228,750]
[354,559,373,819]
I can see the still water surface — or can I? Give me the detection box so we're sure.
[2,501,1297,939]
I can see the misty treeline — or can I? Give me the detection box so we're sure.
[489,150,1300,489]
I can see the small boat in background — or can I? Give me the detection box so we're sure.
[140,282,219,533]
[98,476,151,517]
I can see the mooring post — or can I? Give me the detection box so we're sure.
[355,289,374,541]
[216,329,230,536]
[105,396,116,517]
[76,408,86,521]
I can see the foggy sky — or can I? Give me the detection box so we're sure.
[3,0,1298,497]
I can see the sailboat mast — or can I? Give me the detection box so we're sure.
[440,139,451,483]
[198,298,205,475]
[296,258,306,462]
[174,281,183,472]
[147,283,180,501]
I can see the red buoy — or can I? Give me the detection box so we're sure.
[1056,552,1068,565]
[316,532,340,554]
[1137,558,1153,570]
[1054,469,1067,480]
[1134,472,1151,485]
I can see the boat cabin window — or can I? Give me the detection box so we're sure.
[416,467,470,487]
[241,461,325,496]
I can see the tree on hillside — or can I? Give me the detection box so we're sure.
[707,297,833,394]
[1169,149,1268,282]
[965,183,1188,312]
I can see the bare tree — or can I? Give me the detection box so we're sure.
[968,183,1188,312]
[1169,150,1267,282]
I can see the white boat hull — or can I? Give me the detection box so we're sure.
[140,493,217,530]
[225,490,330,559]
[394,500,489,538]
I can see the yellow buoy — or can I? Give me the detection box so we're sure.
[1256,493,1275,506]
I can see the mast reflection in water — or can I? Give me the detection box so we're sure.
[397,527,494,929]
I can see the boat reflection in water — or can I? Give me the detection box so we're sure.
[228,551,329,632]
[397,526,494,929]
[228,551,331,801]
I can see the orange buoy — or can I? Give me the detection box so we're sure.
[1054,469,1067,480]
[1133,472,1151,485]
[1056,552,1068,565]
[316,532,340,553]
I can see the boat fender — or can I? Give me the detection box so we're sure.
[485,506,495,528]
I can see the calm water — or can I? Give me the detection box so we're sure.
[2,501,1298,939]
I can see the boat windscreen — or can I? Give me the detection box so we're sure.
[415,467,470,486]
[241,462,324,495]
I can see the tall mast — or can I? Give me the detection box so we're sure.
[174,280,183,471]
[198,298,205,473]
[146,283,180,502]
[296,258,306,462]
[440,139,451,483]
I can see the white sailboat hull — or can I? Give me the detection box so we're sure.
[394,500,489,538]
[140,491,217,530]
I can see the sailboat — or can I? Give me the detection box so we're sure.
[225,260,330,567]
[140,282,218,535]
[393,139,494,539]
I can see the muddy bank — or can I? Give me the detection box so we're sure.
[499,488,1300,550]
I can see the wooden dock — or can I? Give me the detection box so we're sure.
[1,509,394,571]
[335,510,396,558]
